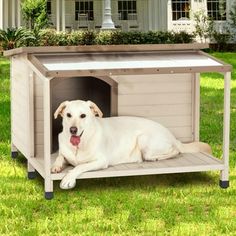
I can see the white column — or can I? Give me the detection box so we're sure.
[148,0,153,30]
[4,0,9,29]
[62,0,65,31]
[167,0,172,31]
[17,0,21,28]
[154,0,159,30]
[56,0,60,31]
[101,0,115,30]
[12,0,16,27]
[0,0,3,29]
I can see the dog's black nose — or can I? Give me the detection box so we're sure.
[70,126,77,135]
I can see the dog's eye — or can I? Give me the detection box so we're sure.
[67,113,72,118]
[80,114,86,119]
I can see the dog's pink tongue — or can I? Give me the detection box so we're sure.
[70,136,81,146]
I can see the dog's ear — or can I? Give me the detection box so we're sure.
[87,100,103,118]
[54,101,69,119]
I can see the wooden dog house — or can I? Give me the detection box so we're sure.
[4,44,231,199]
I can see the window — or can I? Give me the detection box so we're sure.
[118,1,137,20]
[172,0,190,21]
[207,0,226,20]
[75,1,94,21]
[46,0,52,15]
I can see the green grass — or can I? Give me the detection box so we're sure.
[0,53,236,235]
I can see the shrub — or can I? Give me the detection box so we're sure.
[21,0,49,30]
[229,2,236,41]
[123,31,146,44]
[39,29,58,46]
[55,32,69,46]
[80,31,96,45]
[96,30,194,45]
[212,31,232,51]
[96,31,113,45]
[156,31,175,44]
[172,31,194,43]
[0,27,35,50]
[67,31,84,46]
[143,31,161,44]
[192,9,214,42]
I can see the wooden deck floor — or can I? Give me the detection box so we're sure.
[29,152,224,181]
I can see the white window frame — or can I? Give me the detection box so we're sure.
[46,0,52,15]
[207,0,226,21]
[172,0,190,21]
[75,0,94,21]
[118,0,137,21]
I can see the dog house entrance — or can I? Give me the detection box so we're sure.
[51,76,116,152]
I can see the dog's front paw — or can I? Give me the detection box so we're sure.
[60,173,76,189]
[51,165,63,173]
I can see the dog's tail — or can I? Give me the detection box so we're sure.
[176,141,212,155]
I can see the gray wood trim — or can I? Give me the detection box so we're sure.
[29,71,35,157]
[3,43,210,57]
[95,76,118,116]
[192,73,200,142]
[111,85,118,116]
[199,50,233,69]
[95,75,118,87]
[27,54,48,77]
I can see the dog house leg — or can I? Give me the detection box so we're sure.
[220,72,231,189]
[220,165,229,188]
[27,161,36,179]
[44,180,54,200]
[43,79,54,200]
[11,143,18,159]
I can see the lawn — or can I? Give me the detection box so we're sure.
[0,52,236,235]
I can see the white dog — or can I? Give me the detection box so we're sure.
[52,100,211,189]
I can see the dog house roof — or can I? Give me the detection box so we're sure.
[4,44,232,77]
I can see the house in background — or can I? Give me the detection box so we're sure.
[0,0,233,33]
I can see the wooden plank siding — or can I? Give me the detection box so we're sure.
[11,55,32,157]
[113,74,194,142]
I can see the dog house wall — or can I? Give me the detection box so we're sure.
[112,73,197,143]
[10,54,34,158]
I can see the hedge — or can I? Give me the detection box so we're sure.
[0,28,195,50]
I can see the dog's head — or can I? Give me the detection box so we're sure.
[54,100,103,147]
